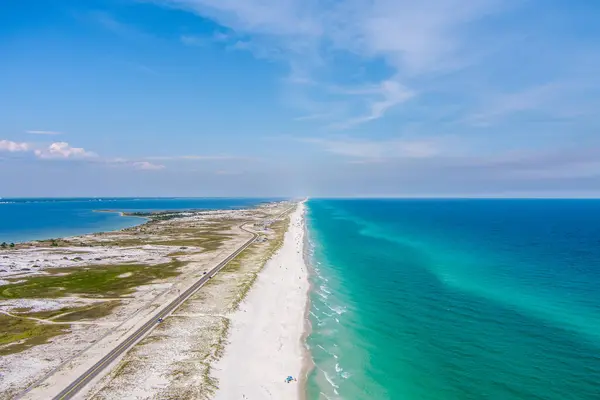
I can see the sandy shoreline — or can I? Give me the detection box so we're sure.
[299,208,316,400]
[0,201,295,399]
[212,202,310,399]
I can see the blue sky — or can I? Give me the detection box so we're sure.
[1,0,600,197]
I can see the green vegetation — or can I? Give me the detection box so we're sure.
[109,359,133,380]
[0,300,120,355]
[95,221,237,252]
[0,314,69,356]
[0,261,184,299]
[54,301,121,322]
[215,215,290,310]
[24,307,74,320]
[155,234,232,252]
[124,210,188,221]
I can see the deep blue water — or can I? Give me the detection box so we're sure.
[0,197,274,243]
[306,199,600,399]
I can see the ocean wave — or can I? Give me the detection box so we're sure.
[324,304,346,315]
[317,291,329,300]
[320,285,331,294]
[323,370,340,389]
[316,344,339,359]
[335,363,351,379]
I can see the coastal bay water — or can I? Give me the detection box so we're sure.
[305,199,600,399]
[0,198,273,243]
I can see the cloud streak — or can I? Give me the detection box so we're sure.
[132,161,166,170]
[26,130,63,135]
[303,136,441,160]
[153,0,506,128]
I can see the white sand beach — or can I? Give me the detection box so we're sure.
[212,202,309,400]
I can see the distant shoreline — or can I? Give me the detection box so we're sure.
[0,198,272,244]
[93,209,152,221]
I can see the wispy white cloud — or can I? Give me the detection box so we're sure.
[1,139,166,171]
[158,0,322,38]
[303,136,441,160]
[152,0,504,128]
[180,31,234,47]
[26,130,62,135]
[34,142,97,159]
[144,155,248,161]
[465,80,600,125]
[466,83,565,125]
[0,140,30,152]
[132,161,166,170]
[330,79,416,129]
[293,112,334,121]
[180,34,207,46]
[88,11,152,41]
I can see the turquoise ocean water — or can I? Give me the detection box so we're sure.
[0,197,273,243]
[305,199,600,399]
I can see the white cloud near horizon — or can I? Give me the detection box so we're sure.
[132,161,166,170]
[0,139,168,171]
[303,137,442,160]
[34,142,97,159]
[144,155,244,161]
[0,140,30,152]
[0,138,255,172]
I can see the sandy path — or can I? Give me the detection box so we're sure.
[0,310,116,326]
[212,203,308,400]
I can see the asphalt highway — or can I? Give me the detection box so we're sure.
[52,223,258,400]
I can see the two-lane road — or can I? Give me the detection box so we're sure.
[52,223,259,400]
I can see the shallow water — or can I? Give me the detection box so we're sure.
[305,199,600,400]
[0,197,275,243]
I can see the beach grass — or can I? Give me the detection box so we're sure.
[91,226,235,252]
[220,215,290,310]
[0,261,184,299]
[0,314,70,356]
[20,307,73,320]
[53,301,121,322]
[154,234,232,252]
